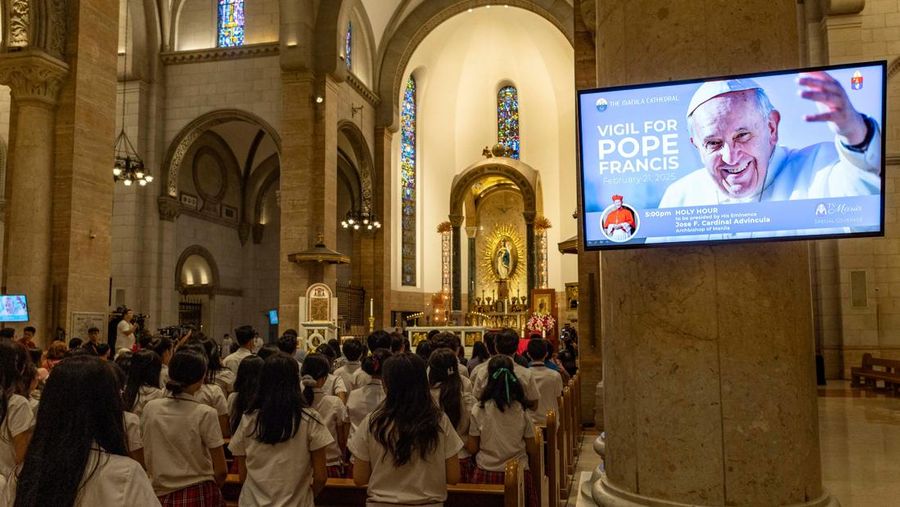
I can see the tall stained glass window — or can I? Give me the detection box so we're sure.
[401,76,417,286]
[217,0,245,47]
[497,86,520,159]
[345,22,352,69]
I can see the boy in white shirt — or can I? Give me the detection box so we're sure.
[333,338,367,393]
[223,325,256,377]
[525,339,564,425]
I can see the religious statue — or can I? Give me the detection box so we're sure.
[495,239,512,280]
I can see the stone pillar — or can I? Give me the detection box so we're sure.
[466,226,478,312]
[0,51,68,339]
[524,211,536,299]
[279,70,338,332]
[373,127,393,329]
[591,2,835,507]
[574,0,603,424]
[450,214,464,312]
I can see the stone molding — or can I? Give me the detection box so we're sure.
[824,0,866,16]
[889,57,900,80]
[0,50,69,105]
[159,42,280,66]
[888,153,900,166]
[157,195,180,222]
[346,72,380,106]
[592,474,839,507]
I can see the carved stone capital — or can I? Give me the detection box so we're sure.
[0,51,68,106]
[157,195,181,222]
[823,0,865,15]
[448,214,464,228]
[522,210,537,224]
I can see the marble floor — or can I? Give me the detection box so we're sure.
[567,380,900,506]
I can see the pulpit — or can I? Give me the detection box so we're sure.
[298,283,338,352]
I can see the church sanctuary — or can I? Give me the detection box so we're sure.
[0,0,898,505]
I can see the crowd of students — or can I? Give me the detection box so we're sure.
[0,324,576,506]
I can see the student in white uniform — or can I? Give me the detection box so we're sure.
[346,348,391,438]
[301,354,350,478]
[223,325,256,377]
[467,355,539,507]
[228,354,332,507]
[0,341,33,481]
[470,329,540,410]
[348,353,462,505]
[228,355,264,435]
[4,355,159,506]
[333,338,367,393]
[428,349,477,483]
[525,339,564,426]
[151,337,174,389]
[189,340,231,437]
[109,362,146,469]
[142,349,227,505]
[122,350,165,418]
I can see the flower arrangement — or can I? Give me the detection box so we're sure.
[527,313,556,335]
[534,216,552,231]
[437,221,453,233]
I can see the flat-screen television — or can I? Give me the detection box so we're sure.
[267,309,279,326]
[577,61,886,250]
[0,295,29,322]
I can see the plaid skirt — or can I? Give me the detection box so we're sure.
[327,462,353,479]
[159,481,224,507]
[469,466,538,507]
[458,456,474,484]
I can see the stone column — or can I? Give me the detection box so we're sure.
[373,127,394,329]
[523,211,536,299]
[0,51,68,339]
[450,214,464,312]
[279,70,338,332]
[466,226,478,312]
[591,2,835,506]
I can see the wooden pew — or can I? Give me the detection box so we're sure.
[556,391,569,501]
[851,354,900,393]
[543,410,559,507]
[223,461,524,507]
[529,422,546,507]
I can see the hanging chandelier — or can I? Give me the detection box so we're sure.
[341,209,382,232]
[113,3,151,187]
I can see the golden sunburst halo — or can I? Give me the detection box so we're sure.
[480,224,525,287]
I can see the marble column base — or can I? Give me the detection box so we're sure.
[592,475,841,507]
[594,380,604,429]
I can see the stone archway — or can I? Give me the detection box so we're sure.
[174,244,220,291]
[161,109,282,198]
[448,157,541,311]
[337,120,376,213]
[374,0,574,129]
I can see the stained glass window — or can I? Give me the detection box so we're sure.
[345,22,352,69]
[401,76,417,286]
[497,86,520,159]
[217,0,245,47]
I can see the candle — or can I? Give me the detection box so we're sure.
[370,298,374,317]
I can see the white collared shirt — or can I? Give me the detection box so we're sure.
[0,395,32,478]
[470,400,535,471]
[528,362,564,425]
[223,348,254,377]
[346,380,385,438]
[141,392,225,495]
[312,388,348,465]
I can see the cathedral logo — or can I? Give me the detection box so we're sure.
[850,71,863,91]
[815,203,828,216]
[595,98,609,112]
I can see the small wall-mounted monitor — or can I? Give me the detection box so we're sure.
[578,61,886,250]
[0,295,29,322]
[268,309,279,326]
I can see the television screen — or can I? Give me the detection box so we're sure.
[0,295,28,322]
[578,61,886,250]
[268,309,279,326]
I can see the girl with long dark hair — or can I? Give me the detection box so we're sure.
[228,356,264,435]
[141,349,227,506]
[348,353,462,504]
[466,341,490,371]
[301,354,349,478]
[429,349,477,483]
[7,355,158,506]
[188,340,231,437]
[466,355,538,507]
[0,340,33,480]
[346,348,391,438]
[122,350,164,417]
[228,354,332,507]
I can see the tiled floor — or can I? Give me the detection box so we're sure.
[567,380,900,506]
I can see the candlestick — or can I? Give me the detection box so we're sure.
[370,298,374,318]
